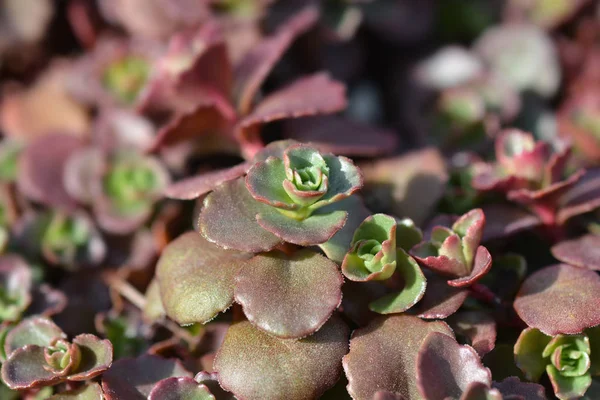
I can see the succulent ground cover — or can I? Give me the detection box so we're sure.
[3,0,600,399]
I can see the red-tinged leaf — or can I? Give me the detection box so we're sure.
[245,157,297,210]
[4,317,65,358]
[491,377,547,400]
[361,148,448,226]
[284,116,399,157]
[447,246,492,287]
[373,391,405,400]
[233,5,319,114]
[256,205,348,246]
[149,102,232,152]
[252,139,299,162]
[165,162,251,200]
[194,371,233,400]
[198,177,282,252]
[411,240,467,278]
[17,134,84,210]
[343,315,454,400]
[552,234,600,271]
[507,168,585,206]
[481,204,541,241]
[68,334,113,380]
[102,354,192,400]
[448,311,497,357]
[49,382,104,399]
[452,208,485,265]
[1,345,64,389]
[236,73,347,144]
[148,377,215,400]
[459,383,502,400]
[234,250,342,338]
[27,284,67,319]
[514,264,600,335]
[557,168,600,224]
[156,231,252,325]
[413,276,469,319]
[214,316,349,400]
[63,147,104,204]
[416,332,491,400]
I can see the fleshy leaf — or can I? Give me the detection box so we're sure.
[318,196,372,263]
[448,311,497,357]
[165,162,251,200]
[156,231,252,325]
[17,134,83,210]
[214,316,349,400]
[284,116,399,157]
[396,219,423,253]
[245,157,298,210]
[256,205,347,246]
[234,250,342,339]
[68,334,113,380]
[0,255,32,322]
[547,365,591,400]
[199,177,282,252]
[236,73,347,144]
[342,214,397,282]
[413,275,469,319]
[513,326,558,381]
[551,235,600,271]
[233,5,319,114]
[368,249,427,314]
[481,204,541,241]
[102,354,192,399]
[148,377,215,400]
[514,264,600,335]
[447,246,493,288]
[416,332,491,400]
[1,345,64,389]
[49,382,104,399]
[343,315,454,400]
[4,317,65,358]
[491,377,546,400]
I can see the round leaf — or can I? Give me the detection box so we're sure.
[343,314,454,400]
[68,334,113,381]
[1,345,63,389]
[551,234,600,271]
[416,332,491,400]
[514,264,600,335]
[4,317,65,358]
[199,178,282,252]
[156,232,252,325]
[214,316,349,400]
[234,249,343,338]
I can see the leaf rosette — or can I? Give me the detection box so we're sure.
[200,141,363,251]
[515,327,600,399]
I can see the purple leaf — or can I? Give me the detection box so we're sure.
[148,377,215,400]
[198,177,282,252]
[481,204,541,241]
[551,234,600,271]
[165,162,251,200]
[343,314,454,400]
[233,5,319,114]
[155,231,252,325]
[557,168,600,224]
[234,249,342,338]
[284,116,399,157]
[514,264,600,335]
[17,134,84,210]
[67,334,113,381]
[1,345,64,389]
[236,73,347,144]
[102,354,192,400]
[414,276,469,319]
[448,311,497,357]
[416,332,491,400]
[214,315,349,400]
[447,246,492,287]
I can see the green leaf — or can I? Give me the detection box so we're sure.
[234,250,342,338]
[245,157,298,210]
[199,178,282,252]
[4,317,65,358]
[256,205,347,246]
[156,231,252,325]
[214,316,349,400]
[395,218,423,252]
[68,334,113,381]
[514,328,552,381]
[1,345,63,389]
[342,214,397,281]
[369,249,426,314]
[547,365,592,400]
[310,154,362,209]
